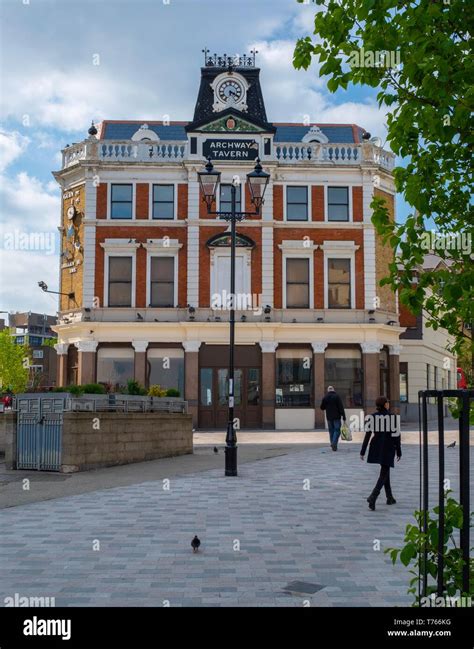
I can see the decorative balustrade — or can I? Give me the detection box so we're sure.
[61,139,394,171]
[274,142,395,171]
[99,141,187,162]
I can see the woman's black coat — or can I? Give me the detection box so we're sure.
[360,409,402,467]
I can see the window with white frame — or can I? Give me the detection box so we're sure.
[321,241,358,309]
[150,256,175,307]
[327,258,351,308]
[286,186,308,221]
[286,258,310,308]
[219,184,241,214]
[108,256,133,307]
[327,186,349,221]
[111,184,133,219]
[152,184,174,220]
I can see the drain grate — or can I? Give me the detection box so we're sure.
[283,581,325,595]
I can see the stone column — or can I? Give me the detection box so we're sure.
[183,341,201,427]
[312,342,328,428]
[54,343,69,387]
[388,344,402,414]
[361,342,382,412]
[259,341,278,430]
[132,341,148,387]
[75,341,98,385]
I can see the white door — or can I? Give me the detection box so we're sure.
[212,251,250,308]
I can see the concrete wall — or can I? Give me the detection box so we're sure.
[5,411,193,472]
[61,412,193,472]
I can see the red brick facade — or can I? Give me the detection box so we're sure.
[353,186,363,222]
[95,226,187,308]
[273,228,364,309]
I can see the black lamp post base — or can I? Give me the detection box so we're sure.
[224,445,238,476]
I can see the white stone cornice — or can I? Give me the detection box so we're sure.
[360,342,383,354]
[278,240,318,252]
[75,340,98,353]
[132,341,149,353]
[320,240,360,252]
[54,343,69,356]
[182,341,201,353]
[389,344,403,356]
[259,341,278,353]
[311,342,328,354]
[143,239,183,253]
[100,238,140,253]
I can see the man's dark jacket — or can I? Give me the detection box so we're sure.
[320,392,346,421]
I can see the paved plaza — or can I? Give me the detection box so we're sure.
[0,439,472,607]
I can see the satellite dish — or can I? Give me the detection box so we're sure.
[370,136,383,148]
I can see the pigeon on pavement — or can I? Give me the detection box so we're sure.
[213,447,218,454]
[191,536,201,553]
[447,441,456,448]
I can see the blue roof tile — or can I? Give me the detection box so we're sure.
[102,122,188,141]
[273,125,357,143]
[100,122,361,143]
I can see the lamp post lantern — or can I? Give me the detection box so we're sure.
[198,157,270,476]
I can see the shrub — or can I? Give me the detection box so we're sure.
[166,388,180,397]
[148,384,167,397]
[67,385,84,397]
[126,379,147,396]
[81,383,106,394]
[385,490,474,604]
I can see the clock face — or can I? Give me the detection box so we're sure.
[217,79,244,103]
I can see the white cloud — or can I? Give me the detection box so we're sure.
[0,130,30,172]
[0,248,59,314]
[250,40,389,141]
[0,171,60,234]
[2,69,161,133]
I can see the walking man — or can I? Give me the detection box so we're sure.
[320,386,346,451]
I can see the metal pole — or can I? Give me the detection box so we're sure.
[225,183,237,476]
[422,393,429,597]
[459,390,470,592]
[437,393,445,596]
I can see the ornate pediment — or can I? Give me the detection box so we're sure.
[199,114,265,134]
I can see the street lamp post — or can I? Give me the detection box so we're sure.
[198,157,270,476]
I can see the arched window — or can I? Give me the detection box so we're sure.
[206,232,255,248]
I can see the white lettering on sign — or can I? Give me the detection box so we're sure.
[203,139,258,160]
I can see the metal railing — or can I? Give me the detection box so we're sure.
[14,394,188,414]
[418,389,472,598]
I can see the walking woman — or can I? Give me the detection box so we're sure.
[360,396,402,510]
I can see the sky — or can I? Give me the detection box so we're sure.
[0,0,411,316]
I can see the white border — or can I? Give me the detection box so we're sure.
[107,182,136,220]
[145,248,179,308]
[282,252,314,309]
[324,184,353,223]
[321,242,357,309]
[283,183,311,222]
[149,181,178,221]
[210,248,251,302]
[103,250,136,308]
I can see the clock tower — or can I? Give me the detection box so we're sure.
[186,49,275,134]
